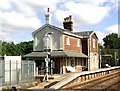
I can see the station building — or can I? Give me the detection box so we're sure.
[24,9,99,75]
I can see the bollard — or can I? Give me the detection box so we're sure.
[79,77,81,82]
[94,74,95,78]
[88,74,91,79]
[12,86,17,91]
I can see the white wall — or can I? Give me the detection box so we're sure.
[89,53,99,70]
[33,25,63,51]
[4,55,21,83]
[0,59,4,88]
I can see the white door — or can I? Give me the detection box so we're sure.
[92,53,95,68]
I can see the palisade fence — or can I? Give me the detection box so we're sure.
[0,59,35,87]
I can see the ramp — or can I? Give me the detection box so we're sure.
[49,72,82,89]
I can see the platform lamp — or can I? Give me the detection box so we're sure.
[100,49,102,68]
[43,32,53,82]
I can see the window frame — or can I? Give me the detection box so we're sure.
[66,35,70,45]
[66,58,70,66]
[77,38,80,47]
[34,36,37,46]
[43,35,52,50]
[92,39,95,48]
[78,58,81,66]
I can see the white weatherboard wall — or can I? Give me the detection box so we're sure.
[4,55,21,83]
[0,58,4,90]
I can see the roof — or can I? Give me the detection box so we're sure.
[74,31,98,39]
[23,50,88,58]
[32,24,65,36]
[32,24,82,38]
[74,31,94,38]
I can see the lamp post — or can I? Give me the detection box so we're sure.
[115,49,119,66]
[43,32,53,82]
[100,49,102,68]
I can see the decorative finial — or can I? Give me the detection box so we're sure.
[47,8,50,13]
[45,8,51,24]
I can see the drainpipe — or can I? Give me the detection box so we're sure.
[88,38,90,71]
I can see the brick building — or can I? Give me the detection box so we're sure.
[24,9,99,75]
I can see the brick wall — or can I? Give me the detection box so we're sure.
[82,38,88,55]
[64,35,81,52]
[90,33,98,52]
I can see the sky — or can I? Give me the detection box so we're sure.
[0,0,119,45]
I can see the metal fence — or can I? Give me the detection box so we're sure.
[0,59,35,87]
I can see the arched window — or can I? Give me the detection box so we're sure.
[34,36,37,46]
[43,35,52,51]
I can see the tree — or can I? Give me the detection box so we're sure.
[1,40,33,56]
[16,41,33,55]
[103,33,120,49]
[101,33,120,66]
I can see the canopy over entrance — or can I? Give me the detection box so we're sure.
[24,50,88,58]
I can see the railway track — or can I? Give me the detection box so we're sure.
[63,70,120,90]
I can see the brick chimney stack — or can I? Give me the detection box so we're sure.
[63,15,73,31]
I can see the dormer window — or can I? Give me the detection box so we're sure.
[77,39,80,47]
[92,39,95,48]
[66,35,70,45]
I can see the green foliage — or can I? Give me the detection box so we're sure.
[102,33,120,58]
[103,33,120,49]
[1,40,33,56]
[100,33,120,66]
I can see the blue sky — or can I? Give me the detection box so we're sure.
[0,0,119,44]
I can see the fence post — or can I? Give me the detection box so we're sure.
[16,60,19,85]
[9,60,11,87]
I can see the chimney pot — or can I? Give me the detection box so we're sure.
[63,15,73,31]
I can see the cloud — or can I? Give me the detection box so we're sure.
[55,9,70,24]
[55,1,110,27]
[0,0,118,43]
[96,24,119,45]
[106,24,118,34]
[96,30,106,45]
[0,0,11,10]
[0,30,13,42]
[23,0,58,12]
[0,0,42,42]
[4,11,40,28]
[12,0,36,17]
[77,0,108,5]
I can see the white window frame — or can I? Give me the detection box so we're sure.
[66,58,70,66]
[43,35,52,50]
[66,35,70,45]
[92,39,95,48]
[35,36,37,46]
[77,39,80,47]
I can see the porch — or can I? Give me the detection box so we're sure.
[24,50,88,75]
